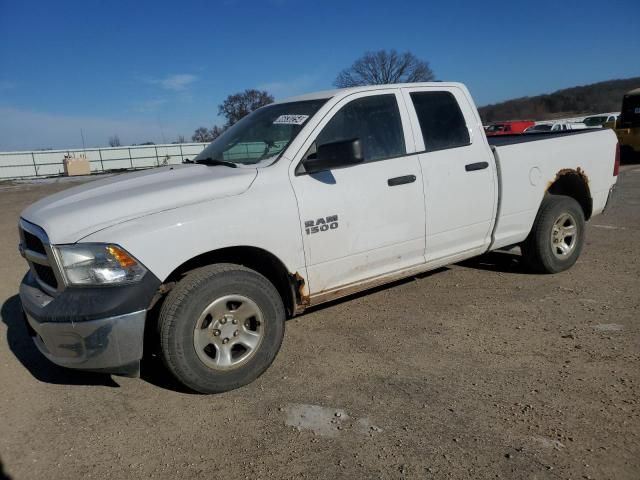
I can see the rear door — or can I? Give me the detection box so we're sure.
[290,90,426,296]
[401,86,497,263]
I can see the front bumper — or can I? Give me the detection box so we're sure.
[24,307,146,376]
[19,270,160,376]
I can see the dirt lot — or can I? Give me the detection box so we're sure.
[0,167,638,480]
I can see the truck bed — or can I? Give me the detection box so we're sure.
[488,127,617,251]
[486,129,597,147]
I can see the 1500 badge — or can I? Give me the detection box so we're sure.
[305,215,338,235]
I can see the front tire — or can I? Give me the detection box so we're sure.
[521,195,585,274]
[158,264,285,393]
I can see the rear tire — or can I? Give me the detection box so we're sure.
[158,264,285,393]
[520,195,585,274]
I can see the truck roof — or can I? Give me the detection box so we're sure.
[275,82,465,104]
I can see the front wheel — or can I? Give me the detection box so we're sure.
[158,264,285,393]
[520,195,586,274]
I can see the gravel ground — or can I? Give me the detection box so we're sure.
[0,166,638,480]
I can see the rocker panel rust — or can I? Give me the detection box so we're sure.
[291,271,310,315]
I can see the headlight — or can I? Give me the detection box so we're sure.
[55,244,147,286]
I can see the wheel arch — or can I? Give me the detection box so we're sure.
[160,246,306,318]
[546,168,592,220]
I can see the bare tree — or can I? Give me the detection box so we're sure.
[218,89,274,127]
[191,89,272,144]
[192,127,213,143]
[210,125,225,140]
[192,125,226,143]
[108,134,121,147]
[334,50,435,88]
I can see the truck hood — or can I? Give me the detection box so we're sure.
[21,164,257,243]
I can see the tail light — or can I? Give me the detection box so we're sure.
[614,142,620,176]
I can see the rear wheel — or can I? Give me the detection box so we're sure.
[158,264,285,393]
[521,195,585,274]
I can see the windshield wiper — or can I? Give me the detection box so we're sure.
[193,157,238,168]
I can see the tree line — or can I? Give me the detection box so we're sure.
[478,77,640,123]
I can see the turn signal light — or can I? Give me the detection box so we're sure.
[107,245,138,268]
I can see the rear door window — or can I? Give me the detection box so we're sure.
[410,92,470,151]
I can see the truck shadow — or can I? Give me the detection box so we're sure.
[0,295,119,388]
[0,455,11,480]
[302,251,529,318]
[457,250,528,274]
[621,149,640,165]
[301,267,449,315]
[139,356,195,394]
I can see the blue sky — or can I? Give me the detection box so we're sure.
[0,0,639,150]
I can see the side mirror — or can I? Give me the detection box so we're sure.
[304,138,363,174]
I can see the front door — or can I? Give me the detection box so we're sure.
[290,90,426,296]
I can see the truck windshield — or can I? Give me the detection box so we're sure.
[528,125,553,132]
[194,99,328,166]
[619,94,640,128]
[583,116,608,127]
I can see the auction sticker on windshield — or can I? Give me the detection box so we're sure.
[273,114,309,125]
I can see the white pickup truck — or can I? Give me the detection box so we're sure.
[18,83,619,393]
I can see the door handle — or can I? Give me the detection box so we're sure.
[465,161,489,172]
[387,175,416,187]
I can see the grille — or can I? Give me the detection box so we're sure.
[19,220,61,294]
[23,230,46,255]
[33,263,59,289]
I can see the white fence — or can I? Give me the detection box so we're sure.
[0,143,209,180]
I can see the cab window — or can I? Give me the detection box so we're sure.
[308,94,406,164]
[410,91,470,151]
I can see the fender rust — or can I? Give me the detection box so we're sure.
[546,167,590,191]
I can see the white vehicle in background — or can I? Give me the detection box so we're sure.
[524,121,587,133]
[18,82,619,393]
[583,113,620,128]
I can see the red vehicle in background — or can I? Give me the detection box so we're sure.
[485,120,535,136]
